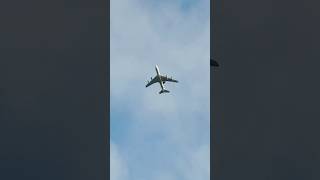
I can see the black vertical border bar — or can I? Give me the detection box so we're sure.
[211,0,223,180]
[210,0,214,179]
[106,0,110,179]
[210,0,216,179]
[210,0,213,178]
[210,0,213,179]
[0,0,109,179]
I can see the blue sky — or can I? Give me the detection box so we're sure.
[110,0,210,179]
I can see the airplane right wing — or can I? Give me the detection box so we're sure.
[146,76,159,87]
[160,75,178,83]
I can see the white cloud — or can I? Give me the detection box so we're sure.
[111,0,210,179]
[187,144,210,180]
[110,142,128,180]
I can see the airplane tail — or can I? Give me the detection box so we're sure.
[159,89,170,94]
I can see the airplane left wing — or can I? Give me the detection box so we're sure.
[160,75,178,83]
[146,76,159,87]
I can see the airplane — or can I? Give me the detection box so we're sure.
[211,58,219,67]
[145,65,178,94]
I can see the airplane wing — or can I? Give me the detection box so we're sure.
[160,75,178,83]
[146,76,159,87]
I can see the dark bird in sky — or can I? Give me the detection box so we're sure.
[211,59,219,67]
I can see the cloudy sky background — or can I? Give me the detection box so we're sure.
[110,0,210,179]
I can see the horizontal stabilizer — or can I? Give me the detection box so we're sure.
[159,89,170,94]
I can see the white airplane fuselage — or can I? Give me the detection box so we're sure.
[155,65,165,90]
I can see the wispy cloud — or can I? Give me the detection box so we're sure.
[110,141,128,180]
[110,0,210,179]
